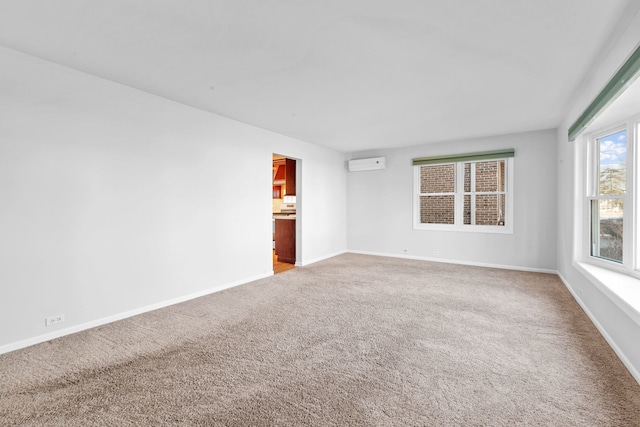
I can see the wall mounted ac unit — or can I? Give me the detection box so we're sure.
[348,157,387,172]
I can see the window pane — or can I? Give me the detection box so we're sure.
[591,199,623,263]
[463,195,471,224]
[420,164,455,193]
[597,130,626,195]
[475,194,506,226]
[498,161,505,192]
[474,160,505,192]
[420,195,454,224]
[464,163,471,192]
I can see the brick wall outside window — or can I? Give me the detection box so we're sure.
[420,195,454,224]
[419,160,506,226]
[466,161,505,225]
[473,161,505,192]
[420,164,455,224]
[472,194,505,225]
[420,164,455,193]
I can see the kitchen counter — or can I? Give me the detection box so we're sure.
[273,214,296,220]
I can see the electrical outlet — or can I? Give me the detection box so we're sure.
[433,251,440,256]
[45,314,65,327]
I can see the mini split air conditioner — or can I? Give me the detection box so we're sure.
[348,157,387,172]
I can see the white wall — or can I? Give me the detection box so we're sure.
[556,10,640,380]
[346,129,557,272]
[0,46,347,352]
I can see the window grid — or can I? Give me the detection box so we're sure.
[462,162,508,226]
[414,157,513,233]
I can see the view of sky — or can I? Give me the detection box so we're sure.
[599,130,627,169]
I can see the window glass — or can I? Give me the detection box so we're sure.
[420,164,455,193]
[420,195,455,224]
[589,129,627,264]
[475,194,506,226]
[419,164,455,225]
[597,130,627,195]
[463,194,471,225]
[473,160,505,193]
[463,163,471,192]
[591,200,623,263]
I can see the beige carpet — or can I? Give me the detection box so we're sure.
[1,254,639,426]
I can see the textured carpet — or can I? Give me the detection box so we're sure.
[1,254,639,426]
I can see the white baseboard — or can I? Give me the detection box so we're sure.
[557,272,640,385]
[297,250,348,267]
[2,249,351,355]
[0,272,273,356]
[347,250,558,274]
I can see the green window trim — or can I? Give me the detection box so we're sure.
[412,149,514,166]
[569,43,640,142]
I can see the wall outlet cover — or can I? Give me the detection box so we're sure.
[45,314,65,327]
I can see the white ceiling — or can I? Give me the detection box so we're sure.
[0,0,637,152]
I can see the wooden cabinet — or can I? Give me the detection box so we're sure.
[272,158,296,198]
[273,161,286,181]
[285,158,296,196]
[274,219,296,264]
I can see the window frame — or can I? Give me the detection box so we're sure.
[582,115,639,276]
[413,156,514,234]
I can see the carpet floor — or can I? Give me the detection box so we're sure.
[1,254,639,426]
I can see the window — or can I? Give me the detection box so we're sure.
[584,117,638,273]
[588,128,627,264]
[413,150,514,233]
[570,44,640,322]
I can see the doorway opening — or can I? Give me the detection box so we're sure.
[272,154,297,274]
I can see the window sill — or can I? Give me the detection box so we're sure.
[574,261,640,327]
[413,224,513,234]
